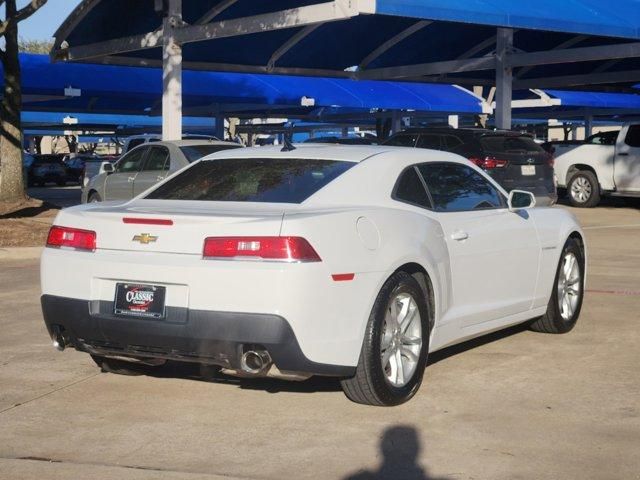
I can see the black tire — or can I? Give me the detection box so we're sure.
[91,355,165,376]
[88,191,102,203]
[530,238,585,334]
[556,187,567,199]
[341,272,430,406]
[56,179,66,187]
[567,170,600,208]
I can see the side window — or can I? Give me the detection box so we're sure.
[394,167,432,209]
[143,147,170,171]
[116,147,146,173]
[443,135,464,151]
[385,134,418,148]
[417,163,504,212]
[624,126,640,147]
[416,134,442,150]
[125,138,146,152]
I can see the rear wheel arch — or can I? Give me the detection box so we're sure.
[87,190,101,203]
[568,231,585,252]
[568,164,599,184]
[394,262,436,332]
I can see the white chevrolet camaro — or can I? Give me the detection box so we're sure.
[41,145,586,406]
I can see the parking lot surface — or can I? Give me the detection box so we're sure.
[0,203,638,480]
[27,186,82,209]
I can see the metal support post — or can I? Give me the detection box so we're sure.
[214,114,225,140]
[162,0,183,141]
[585,115,594,137]
[495,28,513,130]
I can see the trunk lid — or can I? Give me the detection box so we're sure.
[55,200,289,255]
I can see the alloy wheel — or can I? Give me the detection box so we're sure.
[570,176,592,203]
[557,252,581,320]
[380,293,423,387]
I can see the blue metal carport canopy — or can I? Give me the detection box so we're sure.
[53,0,640,90]
[11,54,487,117]
[511,88,640,120]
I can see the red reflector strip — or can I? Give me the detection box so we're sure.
[123,218,173,226]
[332,273,355,282]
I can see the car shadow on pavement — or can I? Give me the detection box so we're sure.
[144,361,343,394]
[427,322,530,367]
[127,323,530,396]
[557,195,639,209]
[342,425,453,480]
[0,199,59,219]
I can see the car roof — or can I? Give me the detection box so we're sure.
[201,144,402,163]
[201,144,473,165]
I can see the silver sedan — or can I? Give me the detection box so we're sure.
[82,139,241,203]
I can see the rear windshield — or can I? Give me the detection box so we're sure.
[179,144,240,162]
[480,136,544,154]
[146,158,355,203]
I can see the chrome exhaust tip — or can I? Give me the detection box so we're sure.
[240,350,272,375]
[51,327,65,351]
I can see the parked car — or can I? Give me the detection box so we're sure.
[121,134,220,154]
[63,154,99,184]
[304,136,377,145]
[82,139,241,203]
[383,128,557,205]
[25,154,67,187]
[42,145,585,406]
[81,156,119,188]
[554,124,640,207]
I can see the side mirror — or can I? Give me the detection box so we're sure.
[102,162,114,174]
[508,190,536,212]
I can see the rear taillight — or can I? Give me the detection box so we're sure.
[469,156,508,169]
[203,237,321,262]
[47,226,96,251]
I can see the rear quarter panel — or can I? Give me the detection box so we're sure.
[529,207,586,309]
[554,144,615,190]
[281,206,451,355]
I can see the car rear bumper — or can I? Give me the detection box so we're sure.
[41,247,380,371]
[41,294,355,377]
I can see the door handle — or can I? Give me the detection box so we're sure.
[451,231,469,242]
[618,152,629,156]
[128,176,136,183]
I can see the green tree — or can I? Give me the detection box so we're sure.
[0,0,48,202]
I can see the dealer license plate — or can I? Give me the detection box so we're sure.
[521,165,536,176]
[114,283,166,319]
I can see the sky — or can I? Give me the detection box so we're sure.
[18,0,81,41]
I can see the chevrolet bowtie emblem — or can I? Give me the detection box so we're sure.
[132,233,158,245]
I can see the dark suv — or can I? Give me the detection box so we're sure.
[383,128,556,204]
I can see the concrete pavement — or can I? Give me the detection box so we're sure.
[0,203,638,480]
[27,186,81,209]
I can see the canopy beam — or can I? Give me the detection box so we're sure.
[196,0,238,24]
[267,24,323,71]
[358,20,432,70]
[56,1,360,62]
[515,69,640,89]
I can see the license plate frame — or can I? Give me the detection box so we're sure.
[521,165,536,176]
[114,283,166,319]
